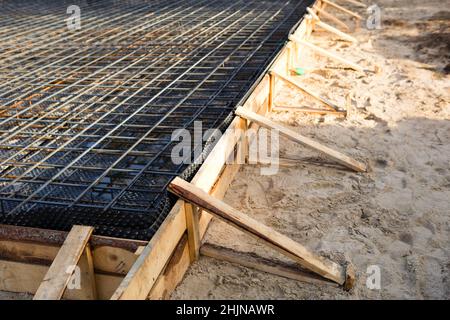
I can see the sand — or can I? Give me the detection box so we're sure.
[172,0,450,299]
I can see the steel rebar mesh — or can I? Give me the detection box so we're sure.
[0,0,313,240]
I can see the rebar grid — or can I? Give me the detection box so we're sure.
[0,0,313,240]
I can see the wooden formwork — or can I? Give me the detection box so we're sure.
[0,0,360,300]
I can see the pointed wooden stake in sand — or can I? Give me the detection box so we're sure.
[290,35,364,72]
[168,177,353,286]
[235,106,367,172]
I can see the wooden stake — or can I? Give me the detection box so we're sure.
[34,225,94,300]
[268,73,275,112]
[168,177,347,285]
[201,243,339,287]
[235,107,366,172]
[290,35,364,72]
[184,202,201,262]
[271,70,343,112]
[307,8,358,43]
[322,0,363,20]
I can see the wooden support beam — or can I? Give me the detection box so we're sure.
[76,243,97,300]
[322,0,363,20]
[273,105,346,117]
[307,7,321,21]
[316,7,350,31]
[112,114,248,300]
[235,106,366,172]
[168,177,349,285]
[268,73,275,112]
[113,15,323,300]
[315,20,358,43]
[201,243,339,287]
[0,260,122,300]
[34,225,94,300]
[307,8,358,43]
[290,35,364,72]
[271,70,343,112]
[184,202,201,262]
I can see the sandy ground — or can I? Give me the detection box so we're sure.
[172,0,450,299]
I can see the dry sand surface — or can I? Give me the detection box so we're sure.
[172,0,450,299]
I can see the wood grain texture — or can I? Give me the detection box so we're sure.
[168,177,346,285]
[235,107,366,172]
[34,226,94,300]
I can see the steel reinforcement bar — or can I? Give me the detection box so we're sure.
[0,0,314,240]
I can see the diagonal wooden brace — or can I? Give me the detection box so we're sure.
[339,0,367,8]
[307,8,358,43]
[290,35,364,72]
[235,107,367,172]
[322,0,363,20]
[168,177,354,287]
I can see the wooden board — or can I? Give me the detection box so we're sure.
[235,107,366,172]
[271,70,343,111]
[114,14,315,300]
[273,105,346,116]
[148,161,242,299]
[184,202,201,262]
[34,226,94,300]
[290,35,364,72]
[0,260,122,300]
[322,0,363,19]
[201,243,339,287]
[168,177,346,285]
[111,116,247,300]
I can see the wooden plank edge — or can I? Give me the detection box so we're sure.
[0,239,141,276]
[34,226,94,300]
[0,260,122,300]
[111,118,247,300]
[200,243,339,287]
[168,177,346,285]
[0,224,147,251]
